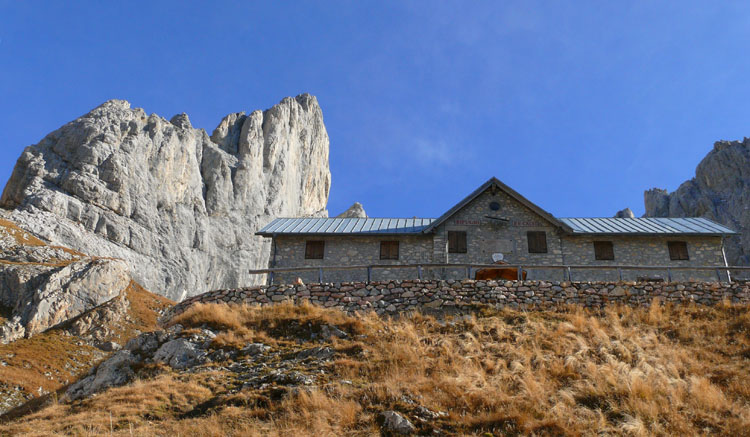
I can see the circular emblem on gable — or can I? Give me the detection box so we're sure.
[489,201,501,211]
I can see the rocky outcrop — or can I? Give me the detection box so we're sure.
[0,216,131,343]
[644,138,750,265]
[614,208,635,219]
[65,321,338,401]
[0,258,130,343]
[1,94,331,300]
[336,202,367,218]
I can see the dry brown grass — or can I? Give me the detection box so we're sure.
[2,301,749,436]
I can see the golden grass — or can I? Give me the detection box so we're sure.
[2,301,750,436]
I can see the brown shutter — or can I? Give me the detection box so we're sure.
[527,231,547,253]
[305,241,324,259]
[380,241,399,260]
[668,241,689,260]
[448,231,467,253]
[594,241,614,260]
[458,232,467,253]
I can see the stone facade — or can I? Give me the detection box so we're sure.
[262,180,733,284]
[167,279,750,319]
[561,235,726,282]
[272,235,433,283]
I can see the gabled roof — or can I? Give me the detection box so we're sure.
[255,177,739,237]
[257,217,436,236]
[421,177,573,233]
[559,217,737,236]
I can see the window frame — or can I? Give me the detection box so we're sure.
[667,241,689,261]
[447,231,467,254]
[304,240,325,260]
[380,240,400,260]
[527,231,548,254]
[593,241,615,260]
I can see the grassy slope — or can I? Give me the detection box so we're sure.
[2,301,748,436]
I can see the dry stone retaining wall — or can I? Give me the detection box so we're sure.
[167,279,750,318]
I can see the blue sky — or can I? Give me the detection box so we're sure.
[2,2,750,219]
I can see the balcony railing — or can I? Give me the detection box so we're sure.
[248,263,750,284]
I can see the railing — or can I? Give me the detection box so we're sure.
[248,263,750,284]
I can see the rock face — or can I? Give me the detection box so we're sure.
[336,202,367,218]
[614,208,635,219]
[0,258,130,343]
[0,216,132,343]
[644,139,750,265]
[1,94,331,300]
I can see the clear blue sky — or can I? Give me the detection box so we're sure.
[2,2,750,219]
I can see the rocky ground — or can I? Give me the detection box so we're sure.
[1,300,748,436]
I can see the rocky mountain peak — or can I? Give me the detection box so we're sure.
[1,94,331,300]
[336,202,367,218]
[644,138,749,265]
[614,208,635,219]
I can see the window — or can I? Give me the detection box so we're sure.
[304,240,325,259]
[527,231,547,253]
[448,231,467,253]
[594,241,614,260]
[380,241,399,260]
[668,241,689,260]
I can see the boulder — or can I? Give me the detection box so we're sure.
[153,338,207,370]
[378,410,416,435]
[66,350,139,400]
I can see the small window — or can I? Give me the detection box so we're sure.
[594,241,614,260]
[305,240,325,259]
[380,241,399,260]
[448,231,467,253]
[527,231,547,253]
[668,241,689,260]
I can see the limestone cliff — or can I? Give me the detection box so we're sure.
[644,138,749,265]
[1,94,331,300]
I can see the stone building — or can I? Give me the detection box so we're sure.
[257,178,737,283]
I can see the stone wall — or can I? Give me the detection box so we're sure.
[167,279,750,319]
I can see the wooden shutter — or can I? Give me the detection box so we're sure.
[448,231,467,253]
[594,241,614,260]
[527,231,548,253]
[380,241,399,260]
[305,241,324,259]
[668,241,689,260]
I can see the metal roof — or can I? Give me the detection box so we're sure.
[257,217,437,236]
[559,217,737,236]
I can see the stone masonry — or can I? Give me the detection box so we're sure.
[167,279,750,319]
